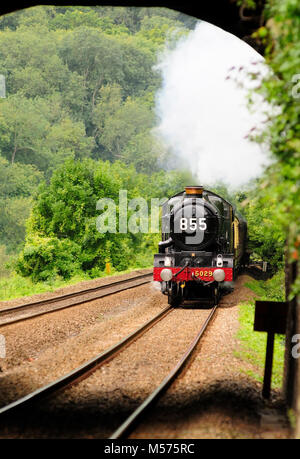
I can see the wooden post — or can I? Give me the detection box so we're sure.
[262,331,275,399]
[254,300,288,399]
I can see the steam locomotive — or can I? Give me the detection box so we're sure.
[153,186,248,306]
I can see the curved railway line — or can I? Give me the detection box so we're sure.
[0,271,152,326]
[0,300,218,440]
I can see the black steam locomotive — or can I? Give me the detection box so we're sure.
[153,186,248,305]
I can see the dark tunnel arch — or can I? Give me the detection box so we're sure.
[0,1,266,55]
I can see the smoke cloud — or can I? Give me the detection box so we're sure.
[155,21,270,189]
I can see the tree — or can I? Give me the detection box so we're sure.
[0,156,42,198]
[95,98,154,160]
[0,196,34,252]
[16,159,135,279]
[122,130,167,174]
[58,28,125,103]
[0,95,49,165]
[58,26,157,106]
[44,117,95,175]
[0,95,94,174]
[92,83,123,145]
[0,156,42,251]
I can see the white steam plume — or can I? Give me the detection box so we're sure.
[155,21,270,189]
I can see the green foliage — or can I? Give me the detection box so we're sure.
[0,245,11,277]
[0,22,74,98]
[0,157,42,251]
[0,6,183,183]
[0,95,94,174]
[122,130,166,174]
[0,95,49,165]
[136,14,188,48]
[50,8,119,33]
[58,26,156,102]
[250,0,300,291]
[94,98,154,161]
[0,196,34,252]
[16,235,81,281]
[236,0,257,9]
[239,180,285,270]
[0,156,41,198]
[245,269,285,301]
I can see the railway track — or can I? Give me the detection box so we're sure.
[110,304,218,439]
[0,301,218,441]
[0,271,152,326]
[0,304,172,416]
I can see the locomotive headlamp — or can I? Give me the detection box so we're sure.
[164,257,172,267]
[185,186,203,195]
[160,268,173,282]
[213,269,225,282]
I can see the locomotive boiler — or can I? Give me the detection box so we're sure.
[153,186,247,306]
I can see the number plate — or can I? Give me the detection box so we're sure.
[194,269,213,279]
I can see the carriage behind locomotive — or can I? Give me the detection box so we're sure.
[153,186,248,306]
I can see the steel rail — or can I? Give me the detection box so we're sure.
[110,303,218,439]
[0,305,172,416]
[0,271,152,326]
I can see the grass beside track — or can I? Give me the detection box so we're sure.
[235,271,285,389]
[0,266,152,302]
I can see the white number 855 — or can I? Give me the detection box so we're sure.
[180,217,207,231]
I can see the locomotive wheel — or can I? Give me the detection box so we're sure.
[168,294,181,307]
[168,283,181,307]
[213,286,220,305]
